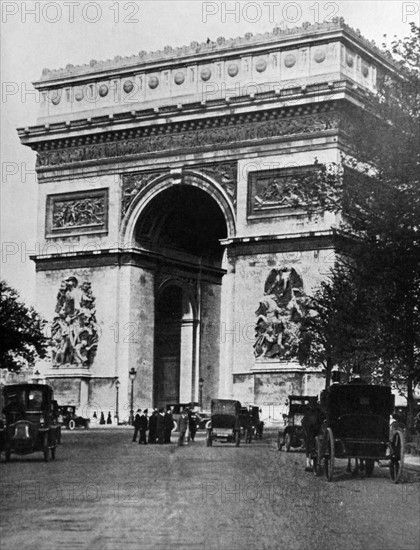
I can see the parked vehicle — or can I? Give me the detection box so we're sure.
[1,383,61,462]
[58,405,90,430]
[250,406,264,439]
[313,383,404,483]
[278,395,317,451]
[167,402,200,431]
[206,399,241,447]
[239,407,253,443]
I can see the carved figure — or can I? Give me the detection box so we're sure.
[51,277,98,367]
[254,268,307,359]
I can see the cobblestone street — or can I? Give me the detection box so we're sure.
[1,428,419,550]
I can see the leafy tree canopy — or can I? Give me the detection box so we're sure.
[0,280,48,372]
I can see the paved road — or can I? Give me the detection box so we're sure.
[1,429,419,550]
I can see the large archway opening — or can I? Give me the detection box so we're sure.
[133,183,228,408]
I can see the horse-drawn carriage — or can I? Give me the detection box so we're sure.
[312,383,404,483]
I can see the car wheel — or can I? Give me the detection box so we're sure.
[206,430,212,447]
[365,458,374,477]
[235,431,240,447]
[284,432,291,452]
[51,446,56,460]
[5,445,11,462]
[43,435,50,462]
[277,432,283,451]
[68,419,76,431]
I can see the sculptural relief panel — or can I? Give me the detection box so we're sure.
[46,189,108,236]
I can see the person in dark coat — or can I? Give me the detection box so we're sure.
[148,409,158,444]
[156,408,166,444]
[164,408,174,443]
[132,409,141,442]
[188,410,197,442]
[178,408,189,446]
[139,409,148,444]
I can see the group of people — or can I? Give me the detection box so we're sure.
[132,407,198,446]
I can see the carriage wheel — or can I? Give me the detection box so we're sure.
[390,429,404,484]
[284,432,291,452]
[235,431,240,447]
[324,428,335,482]
[277,432,283,451]
[313,436,322,477]
[365,459,374,477]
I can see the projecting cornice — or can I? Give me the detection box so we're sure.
[35,18,400,86]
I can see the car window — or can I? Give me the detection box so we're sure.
[27,390,44,411]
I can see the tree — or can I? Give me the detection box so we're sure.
[295,24,420,432]
[0,280,48,372]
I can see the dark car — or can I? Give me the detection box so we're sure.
[167,402,200,431]
[206,399,241,447]
[58,405,90,430]
[278,395,317,452]
[239,407,253,443]
[1,383,61,462]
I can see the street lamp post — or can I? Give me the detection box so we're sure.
[129,368,137,426]
[32,370,41,384]
[199,377,204,409]
[115,379,120,425]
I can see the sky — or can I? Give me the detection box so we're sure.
[1,0,419,306]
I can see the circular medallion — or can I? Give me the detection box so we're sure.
[201,68,212,81]
[75,89,84,102]
[123,80,134,93]
[362,63,369,77]
[228,63,239,77]
[314,49,326,63]
[148,76,159,89]
[346,53,354,67]
[51,91,61,105]
[174,72,185,85]
[99,84,109,97]
[284,53,296,68]
[255,59,267,73]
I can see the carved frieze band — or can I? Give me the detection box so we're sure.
[36,110,340,169]
[121,161,238,217]
[46,188,108,236]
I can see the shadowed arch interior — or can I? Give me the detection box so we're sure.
[134,184,227,265]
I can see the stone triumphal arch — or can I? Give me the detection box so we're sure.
[19,19,399,418]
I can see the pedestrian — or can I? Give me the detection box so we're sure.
[107,411,112,424]
[139,409,148,444]
[164,407,174,443]
[156,408,166,444]
[132,409,141,442]
[148,409,158,444]
[100,411,105,425]
[178,408,189,446]
[188,409,197,442]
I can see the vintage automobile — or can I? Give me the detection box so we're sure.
[58,405,90,430]
[167,402,200,431]
[250,406,264,439]
[206,399,241,447]
[278,395,317,452]
[313,383,404,483]
[239,407,253,443]
[1,383,61,462]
